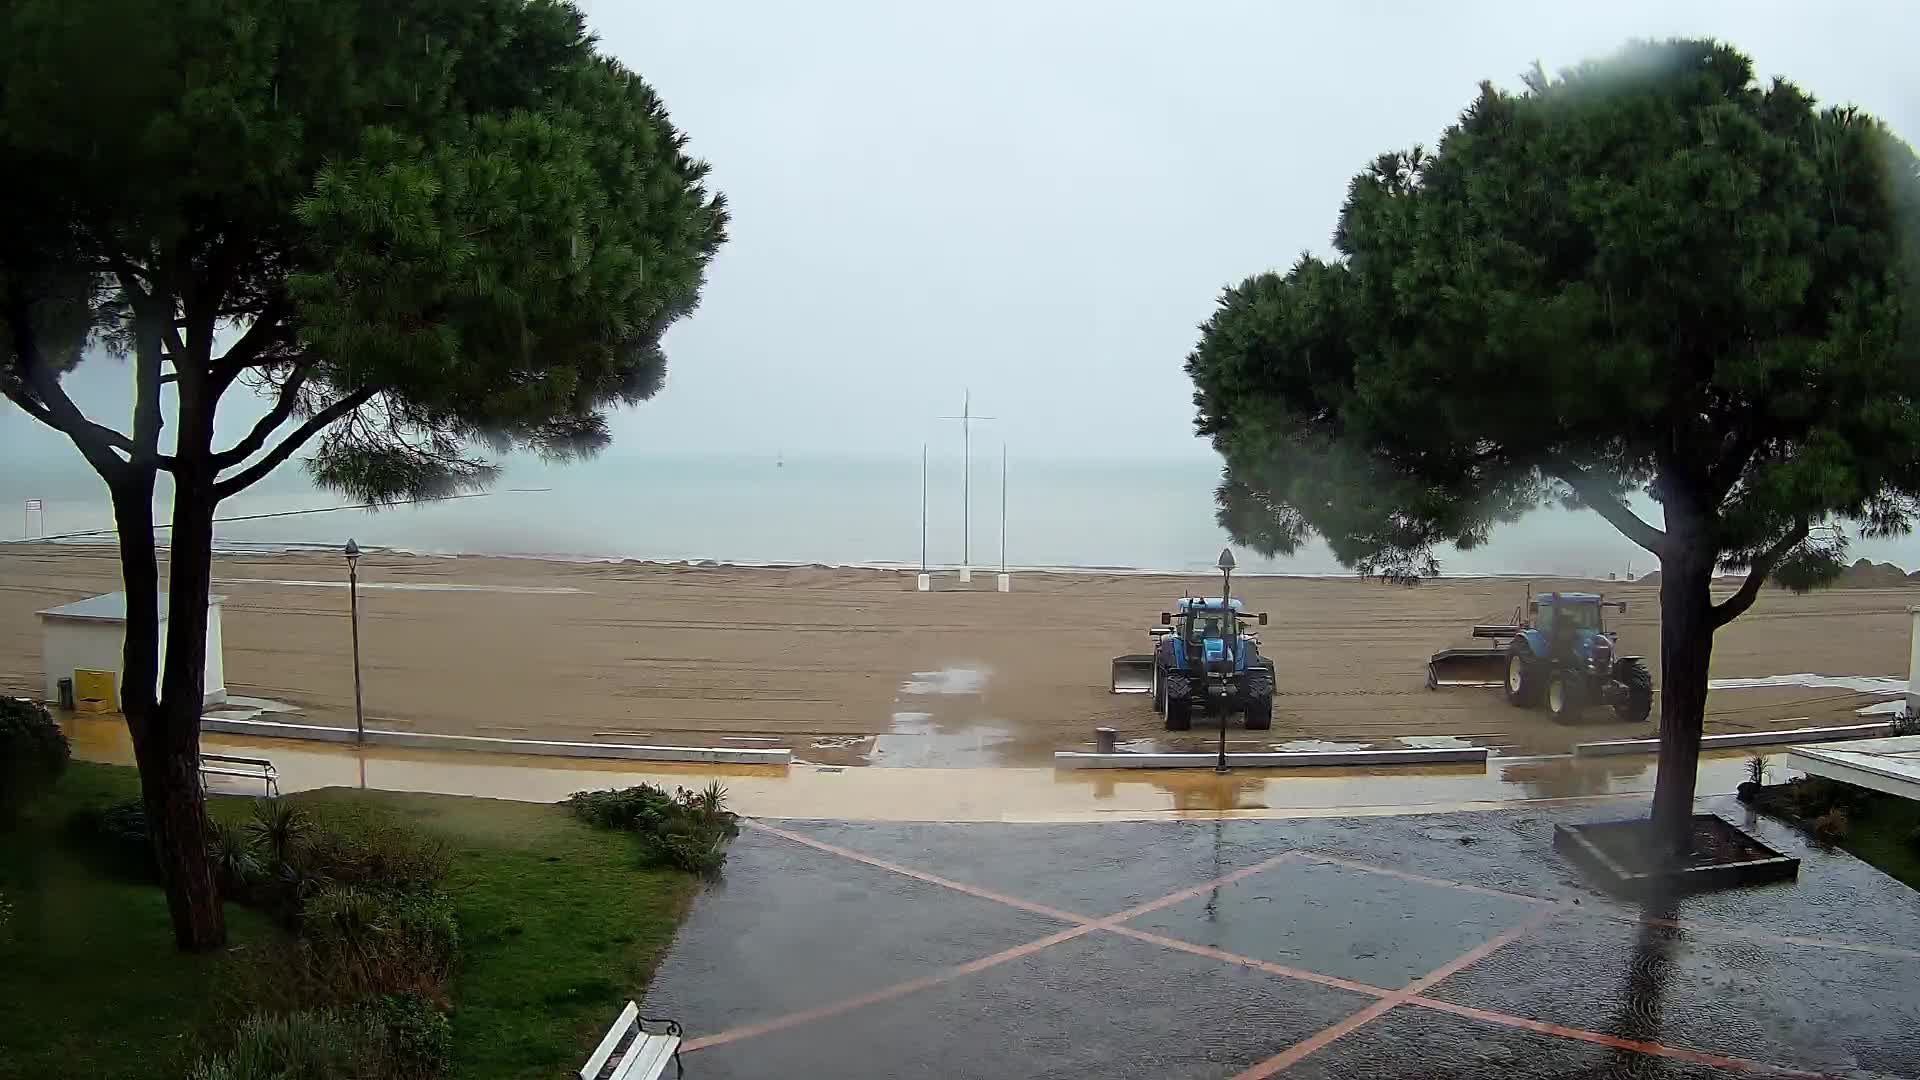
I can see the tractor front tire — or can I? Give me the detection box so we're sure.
[1547,671,1586,722]
[1152,665,1166,712]
[1613,659,1653,724]
[1504,646,1542,707]
[1164,673,1192,731]
[1243,664,1275,730]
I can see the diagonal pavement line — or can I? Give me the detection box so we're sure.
[1300,848,1920,960]
[680,923,1093,1053]
[1107,925,1394,999]
[1292,850,1552,906]
[1229,907,1557,1079]
[747,821,1093,924]
[1401,997,1825,1078]
[684,829,1302,1056]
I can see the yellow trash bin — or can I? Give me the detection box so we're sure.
[73,668,118,713]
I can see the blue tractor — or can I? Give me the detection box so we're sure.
[1110,597,1274,731]
[1427,592,1652,723]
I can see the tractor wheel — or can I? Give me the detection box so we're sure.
[1243,664,1274,730]
[1504,645,1542,707]
[1547,671,1586,722]
[1164,673,1192,731]
[1152,664,1166,711]
[1613,659,1653,724]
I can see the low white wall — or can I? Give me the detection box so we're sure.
[199,716,792,765]
[1053,747,1489,769]
[1573,723,1893,757]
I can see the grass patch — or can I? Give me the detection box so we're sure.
[1746,775,1920,891]
[1834,790,1920,891]
[0,764,699,1080]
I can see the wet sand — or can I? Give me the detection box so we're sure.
[1,545,1910,765]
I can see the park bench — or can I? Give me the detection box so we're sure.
[580,1001,682,1080]
[198,752,280,798]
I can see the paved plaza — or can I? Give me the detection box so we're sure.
[643,796,1920,1078]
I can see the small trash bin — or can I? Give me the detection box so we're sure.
[1094,726,1118,753]
[56,676,75,710]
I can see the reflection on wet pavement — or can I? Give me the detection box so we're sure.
[644,800,1920,1079]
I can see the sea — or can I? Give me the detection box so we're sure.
[3,451,1915,578]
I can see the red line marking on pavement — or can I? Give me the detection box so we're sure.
[1403,998,1825,1078]
[1629,915,1920,960]
[1109,925,1393,999]
[681,924,1092,1053]
[1233,998,1400,1078]
[689,830,1298,1055]
[1231,908,1557,1079]
[748,821,1092,925]
[1293,851,1551,906]
[1099,852,1297,923]
[1300,848,1920,960]
[720,824,1840,1077]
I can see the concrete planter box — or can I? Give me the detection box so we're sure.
[1554,815,1799,896]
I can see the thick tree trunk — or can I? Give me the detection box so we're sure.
[1649,532,1717,852]
[148,379,226,952]
[111,470,225,951]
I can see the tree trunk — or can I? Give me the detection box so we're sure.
[1649,531,1717,853]
[147,378,227,952]
[109,469,225,951]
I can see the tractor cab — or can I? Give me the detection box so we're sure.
[1531,593,1618,665]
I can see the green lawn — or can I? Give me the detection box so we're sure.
[1836,788,1920,892]
[0,764,698,1080]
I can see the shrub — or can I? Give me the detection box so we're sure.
[562,784,676,831]
[565,781,741,875]
[248,800,315,866]
[1812,807,1852,843]
[62,797,156,880]
[298,885,461,1003]
[187,1009,387,1080]
[358,992,451,1079]
[210,821,268,900]
[0,697,69,822]
[1745,755,1769,786]
[294,819,449,896]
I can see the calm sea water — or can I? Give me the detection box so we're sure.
[3,452,1913,577]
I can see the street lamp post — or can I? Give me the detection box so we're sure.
[1215,547,1235,774]
[345,539,365,745]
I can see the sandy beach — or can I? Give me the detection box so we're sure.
[0,544,1909,766]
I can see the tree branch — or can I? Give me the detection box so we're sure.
[1544,457,1667,557]
[209,297,290,384]
[1712,520,1810,628]
[212,361,313,468]
[213,387,376,500]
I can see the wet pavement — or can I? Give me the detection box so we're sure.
[642,796,1920,1078]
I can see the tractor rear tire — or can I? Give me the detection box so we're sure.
[1613,659,1653,724]
[1547,671,1585,722]
[1243,664,1274,730]
[1505,646,1542,707]
[1164,673,1192,731]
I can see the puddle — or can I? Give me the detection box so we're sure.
[1271,738,1372,753]
[900,667,988,695]
[865,710,1012,768]
[1709,674,1905,695]
[1395,734,1479,750]
[1115,737,1167,754]
[204,695,302,723]
[810,735,869,750]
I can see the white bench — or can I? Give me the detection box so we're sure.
[580,1001,682,1080]
[198,752,280,798]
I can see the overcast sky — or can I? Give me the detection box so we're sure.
[8,0,1920,466]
